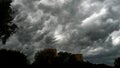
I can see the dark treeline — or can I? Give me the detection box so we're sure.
[0,0,18,44]
[0,48,119,68]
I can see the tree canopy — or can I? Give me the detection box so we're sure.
[0,0,18,44]
[0,49,27,68]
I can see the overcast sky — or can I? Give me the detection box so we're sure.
[1,0,120,65]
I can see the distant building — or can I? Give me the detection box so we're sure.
[43,48,83,62]
[42,48,83,63]
[43,48,57,57]
[72,54,83,61]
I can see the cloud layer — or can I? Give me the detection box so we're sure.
[0,0,120,65]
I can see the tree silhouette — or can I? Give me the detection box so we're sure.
[33,49,57,66]
[0,49,28,68]
[114,57,120,68]
[57,52,72,64]
[31,48,114,68]
[0,0,18,44]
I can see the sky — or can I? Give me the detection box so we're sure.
[1,0,120,65]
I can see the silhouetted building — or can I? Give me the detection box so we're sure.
[72,54,83,61]
[43,48,57,57]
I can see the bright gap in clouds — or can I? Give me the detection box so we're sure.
[54,33,65,42]
[112,37,120,46]
[110,30,120,46]
[81,7,107,28]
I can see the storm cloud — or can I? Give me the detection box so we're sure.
[0,0,120,65]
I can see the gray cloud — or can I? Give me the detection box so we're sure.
[0,0,119,65]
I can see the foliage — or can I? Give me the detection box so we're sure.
[34,49,57,65]
[0,0,18,44]
[114,57,120,68]
[57,52,72,64]
[0,48,115,68]
[0,49,28,67]
[32,49,113,68]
